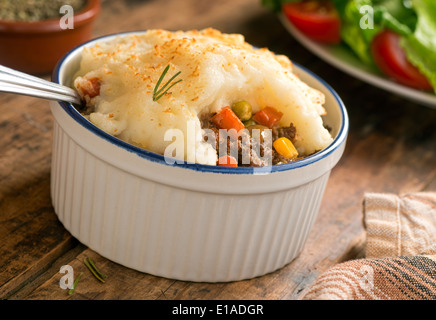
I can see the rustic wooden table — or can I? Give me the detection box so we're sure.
[1,0,436,301]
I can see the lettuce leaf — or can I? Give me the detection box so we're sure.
[340,0,416,65]
[261,0,299,11]
[401,0,436,91]
[340,0,379,65]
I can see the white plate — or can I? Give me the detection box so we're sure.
[279,13,436,108]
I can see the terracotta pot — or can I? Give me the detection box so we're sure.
[0,0,100,75]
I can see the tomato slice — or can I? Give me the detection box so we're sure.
[283,0,341,44]
[371,30,432,90]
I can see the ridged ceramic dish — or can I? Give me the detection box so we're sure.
[50,32,349,282]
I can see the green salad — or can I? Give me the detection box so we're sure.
[263,0,436,93]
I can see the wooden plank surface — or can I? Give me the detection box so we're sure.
[1,0,436,300]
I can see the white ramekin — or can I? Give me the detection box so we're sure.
[50,32,349,282]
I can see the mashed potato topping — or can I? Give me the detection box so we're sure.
[74,28,333,166]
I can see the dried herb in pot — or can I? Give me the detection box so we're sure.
[0,0,86,22]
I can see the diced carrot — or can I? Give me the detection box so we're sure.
[80,77,101,98]
[252,106,283,128]
[217,155,238,167]
[211,106,245,133]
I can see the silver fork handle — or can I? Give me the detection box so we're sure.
[0,64,82,105]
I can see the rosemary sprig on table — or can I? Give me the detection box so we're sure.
[68,272,84,295]
[84,257,107,283]
[153,64,183,101]
[66,258,106,295]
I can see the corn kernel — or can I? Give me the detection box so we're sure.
[273,137,298,159]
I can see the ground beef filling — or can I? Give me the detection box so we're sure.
[76,73,303,167]
[201,113,300,166]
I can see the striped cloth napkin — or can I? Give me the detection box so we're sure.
[300,192,436,300]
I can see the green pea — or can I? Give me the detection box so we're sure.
[232,100,252,121]
[243,119,257,127]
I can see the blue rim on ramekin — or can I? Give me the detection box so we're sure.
[52,32,349,174]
